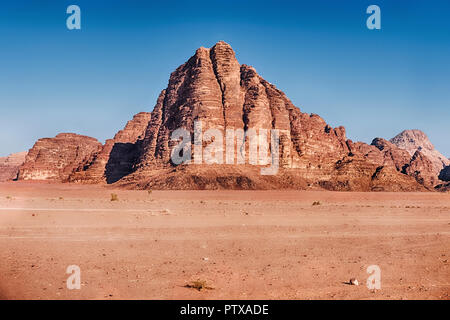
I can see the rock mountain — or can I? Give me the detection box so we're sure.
[390,130,450,182]
[14,41,450,191]
[0,151,27,182]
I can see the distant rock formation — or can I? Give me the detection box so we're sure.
[116,41,424,191]
[369,131,449,189]
[69,112,151,184]
[18,133,102,181]
[370,138,412,171]
[390,130,450,175]
[0,151,27,181]
[15,42,446,191]
[132,41,351,174]
[403,150,439,187]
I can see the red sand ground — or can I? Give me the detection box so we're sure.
[0,181,449,300]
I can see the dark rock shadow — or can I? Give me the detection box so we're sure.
[439,165,450,182]
[105,142,141,184]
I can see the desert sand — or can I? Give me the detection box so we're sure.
[0,181,448,300]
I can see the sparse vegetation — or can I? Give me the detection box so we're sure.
[147,189,152,195]
[6,196,12,200]
[59,197,64,200]
[312,201,321,206]
[184,279,213,291]
[110,193,119,201]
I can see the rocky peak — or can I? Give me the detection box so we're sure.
[15,41,433,192]
[132,41,351,173]
[69,112,151,184]
[371,137,412,171]
[390,130,434,154]
[390,129,450,176]
[18,133,102,181]
[113,112,151,143]
[119,41,424,191]
[0,151,27,165]
[0,151,27,181]
[404,150,439,187]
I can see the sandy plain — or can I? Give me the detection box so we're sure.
[0,181,448,300]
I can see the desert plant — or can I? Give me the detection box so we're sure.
[312,201,321,206]
[184,279,213,291]
[110,193,119,201]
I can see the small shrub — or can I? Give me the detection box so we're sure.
[312,201,321,206]
[184,279,213,291]
[110,193,119,202]
[147,189,152,195]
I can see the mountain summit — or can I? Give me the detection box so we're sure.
[390,130,450,172]
[16,42,449,191]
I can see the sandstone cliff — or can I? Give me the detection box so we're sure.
[118,41,424,191]
[0,151,27,181]
[390,130,450,175]
[69,112,151,183]
[16,41,444,191]
[370,132,449,189]
[18,133,102,181]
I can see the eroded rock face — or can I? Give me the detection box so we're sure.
[17,42,440,191]
[0,151,27,181]
[368,130,449,188]
[370,166,426,192]
[390,130,450,176]
[18,133,102,181]
[120,41,423,191]
[403,150,439,188]
[69,112,151,183]
[371,134,448,188]
[125,42,351,186]
[371,138,411,171]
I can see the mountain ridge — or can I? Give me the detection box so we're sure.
[12,41,449,191]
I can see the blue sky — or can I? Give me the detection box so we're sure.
[0,0,449,157]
